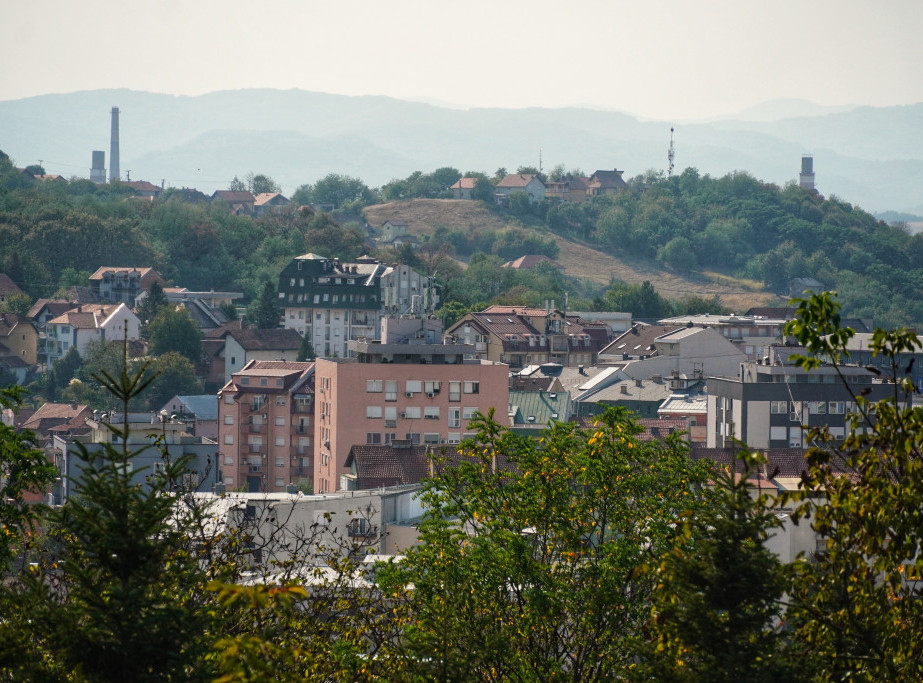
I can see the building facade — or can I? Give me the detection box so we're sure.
[707,360,898,449]
[217,361,316,493]
[312,345,509,494]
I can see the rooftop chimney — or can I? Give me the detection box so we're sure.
[109,107,120,182]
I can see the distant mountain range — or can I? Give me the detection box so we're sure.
[1,89,920,213]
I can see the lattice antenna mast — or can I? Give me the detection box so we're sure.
[667,126,676,177]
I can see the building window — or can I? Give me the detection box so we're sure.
[275,478,285,487]
[464,381,479,394]
[406,380,423,394]
[790,402,802,421]
[447,432,461,444]
[403,406,421,419]
[406,433,421,445]
[770,400,787,414]
[463,407,477,420]
[276,456,285,466]
[424,406,440,420]
[224,394,234,404]
[424,433,439,444]
[366,406,382,418]
[385,380,398,401]
[829,401,845,414]
[449,381,461,402]
[275,416,286,426]
[275,437,285,446]
[224,415,234,425]
[770,426,787,441]
[367,379,383,393]
[224,434,234,445]
[366,433,382,444]
[809,401,827,415]
[424,381,441,395]
[448,408,460,428]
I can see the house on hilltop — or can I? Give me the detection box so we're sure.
[254,192,291,216]
[495,173,546,204]
[449,177,478,199]
[586,169,628,196]
[211,190,256,215]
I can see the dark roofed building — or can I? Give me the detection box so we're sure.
[0,273,23,305]
[587,169,628,196]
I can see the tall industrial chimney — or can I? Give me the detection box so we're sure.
[90,150,106,184]
[109,107,120,182]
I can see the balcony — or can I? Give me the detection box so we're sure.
[384,419,397,428]
[247,464,263,473]
[248,423,264,434]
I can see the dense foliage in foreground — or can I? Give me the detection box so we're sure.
[2,246,923,677]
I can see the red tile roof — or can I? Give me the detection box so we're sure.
[497,173,541,188]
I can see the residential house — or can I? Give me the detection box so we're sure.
[144,288,242,332]
[0,273,23,305]
[278,254,393,356]
[123,180,163,199]
[190,485,426,559]
[657,390,709,444]
[389,233,419,251]
[449,177,477,199]
[217,360,315,493]
[446,305,611,369]
[379,221,408,243]
[311,340,508,494]
[88,267,165,305]
[0,312,38,370]
[29,299,88,368]
[254,192,291,216]
[207,323,303,384]
[508,390,571,430]
[602,325,749,381]
[495,173,546,204]
[44,303,141,364]
[656,313,790,361]
[159,394,220,441]
[211,190,256,215]
[51,412,219,504]
[576,375,675,419]
[586,169,628,196]
[544,175,591,202]
[706,353,898,449]
[788,277,825,298]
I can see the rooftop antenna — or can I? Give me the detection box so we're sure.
[539,148,543,175]
[667,127,675,177]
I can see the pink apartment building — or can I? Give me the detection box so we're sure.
[218,361,315,493]
[313,341,509,494]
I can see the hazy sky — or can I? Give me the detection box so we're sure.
[2,0,921,120]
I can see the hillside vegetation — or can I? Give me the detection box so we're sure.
[1,149,919,328]
[365,199,780,312]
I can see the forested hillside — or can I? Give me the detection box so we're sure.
[1,150,919,328]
